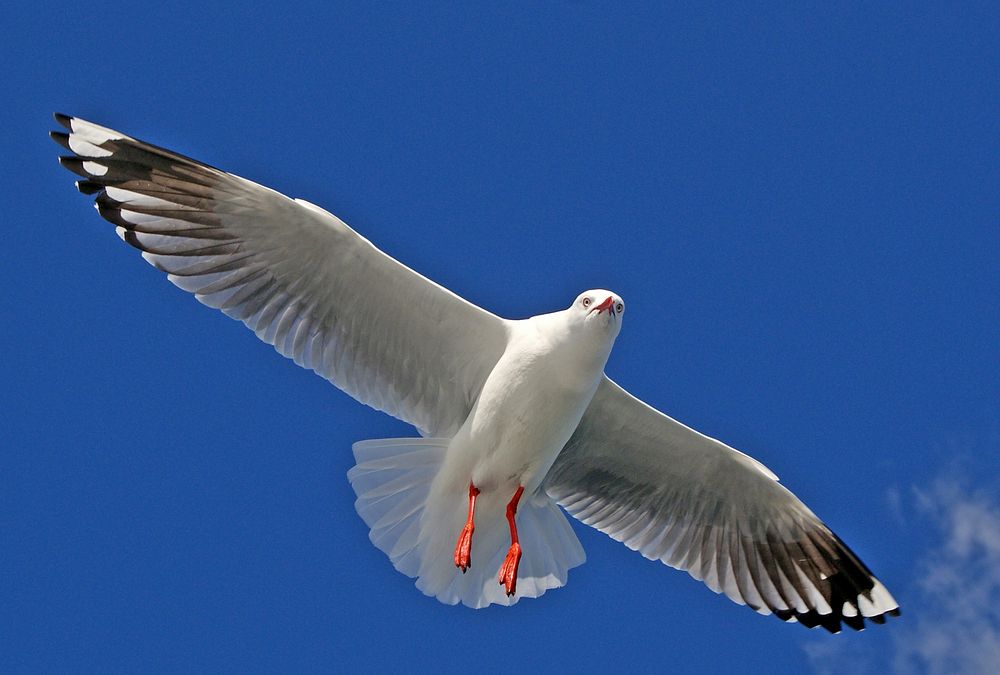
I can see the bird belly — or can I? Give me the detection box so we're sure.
[457,353,601,497]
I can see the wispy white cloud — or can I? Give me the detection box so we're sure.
[804,470,1000,675]
[892,478,1000,674]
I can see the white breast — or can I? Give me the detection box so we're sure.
[453,314,611,496]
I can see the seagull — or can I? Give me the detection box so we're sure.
[51,114,900,632]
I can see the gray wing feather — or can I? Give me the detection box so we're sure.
[546,377,900,632]
[53,115,507,437]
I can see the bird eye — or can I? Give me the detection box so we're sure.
[615,302,623,313]
[582,297,592,307]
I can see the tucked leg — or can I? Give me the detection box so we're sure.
[453,483,480,573]
[498,485,525,596]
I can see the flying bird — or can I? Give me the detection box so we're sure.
[51,114,900,632]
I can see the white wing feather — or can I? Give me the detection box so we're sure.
[545,377,900,632]
[53,115,507,437]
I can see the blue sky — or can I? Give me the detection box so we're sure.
[3,2,998,672]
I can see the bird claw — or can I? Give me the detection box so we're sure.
[454,524,474,572]
[498,542,522,596]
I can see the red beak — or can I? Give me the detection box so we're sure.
[591,296,615,316]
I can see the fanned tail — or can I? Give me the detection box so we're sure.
[348,438,448,577]
[347,438,586,608]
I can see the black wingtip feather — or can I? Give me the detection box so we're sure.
[94,196,132,229]
[50,131,71,151]
[53,112,73,129]
[841,613,866,631]
[59,156,90,178]
[796,611,822,629]
[820,615,844,633]
[795,609,847,634]
[774,608,794,623]
[76,180,104,195]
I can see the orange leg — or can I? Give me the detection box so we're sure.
[498,485,525,596]
[453,483,480,573]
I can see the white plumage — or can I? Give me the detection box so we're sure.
[53,114,899,631]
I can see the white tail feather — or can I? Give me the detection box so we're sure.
[347,437,586,608]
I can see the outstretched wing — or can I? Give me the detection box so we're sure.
[52,114,507,437]
[545,377,900,632]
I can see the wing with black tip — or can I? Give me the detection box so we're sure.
[52,114,508,437]
[546,377,900,632]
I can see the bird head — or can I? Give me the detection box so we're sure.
[570,289,625,336]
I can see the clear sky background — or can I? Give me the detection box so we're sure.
[3,3,999,673]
